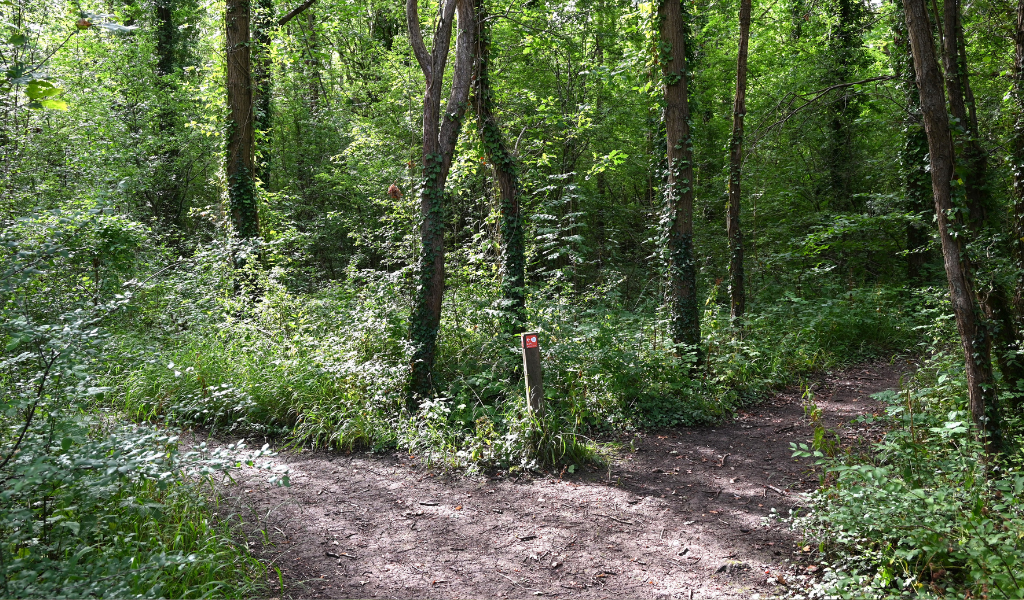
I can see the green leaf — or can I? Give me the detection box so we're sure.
[62,521,80,535]
[7,32,26,45]
[25,80,58,99]
[37,99,67,110]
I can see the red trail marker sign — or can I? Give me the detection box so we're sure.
[520,332,544,413]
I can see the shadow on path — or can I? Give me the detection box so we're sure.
[219,359,911,599]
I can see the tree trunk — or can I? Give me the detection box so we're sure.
[252,0,273,187]
[659,0,699,354]
[226,0,259,241]
[904,0,995,441]
[789,0,805,40]
[892,0,931,285]
[1008,0,1024,409]
[151,0,185,234]
[407,0,475,404]
[472,0,525,337]
[1014,0,1024,312]
[943,0,1016,405]
[822,0,862,212]
[941,0,990,227]
[727,0,750,321]
[155,0,176,77]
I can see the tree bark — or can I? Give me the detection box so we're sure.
[822,0,862,212]
[941,0,990,227]
[892,0,931,284]
[1008,0,1024,409]
[659,0,699,354]
[252,0,273,187]
[943,0,1016,405]
[727,0,750,321]
[660,0,699,353]
[152,0,183,233]
[407,0,475,404]
[226,0,259,241]
[904,0,995,440]
[472,0,525,337]
[1014,0,1024,311]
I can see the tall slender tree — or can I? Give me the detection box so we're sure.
[250,0,318,190]
[252,0,274,187]
[407,0,475,403]
[941,0,991,226]
[727,0,750,320]
[225,0,259,243]
[892,0,930,284]
[821,0,865,212]
[903,0,995,440]
[1014,0,1024,312]
[659,0,699,354]
[149,0,187,233]
[472,0,525,337]
[940,0,1019,407]
[1005,0,1024,411]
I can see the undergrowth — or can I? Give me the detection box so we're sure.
[103,246,925,472]
[789,298,1024,599]
[0,212,268,598]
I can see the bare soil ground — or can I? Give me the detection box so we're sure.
[220,359,911,599]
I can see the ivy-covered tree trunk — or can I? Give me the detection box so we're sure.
[151,0,184,234]
[659,0,699,354]
[821,0,863,212]
[726,0,750,321]
[252,0,273,187]
[1014,0,1024,311]
[1007,0,1024,410]
[472,0,524,337]
[226,0,259,241]
[406,0,475,404]
[892,0,930,284]
[942,0,1016,408]
[941,0,991,227]
[904,0,996,442]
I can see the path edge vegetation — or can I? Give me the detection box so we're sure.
[1,0,1024,596]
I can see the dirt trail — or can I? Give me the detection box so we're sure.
[221,360,911,599]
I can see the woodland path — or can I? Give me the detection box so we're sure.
[221,359,912,599]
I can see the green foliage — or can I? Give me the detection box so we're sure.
[107,258,921,473]
[791,299,1024,599]
[0,0,1019,591]
[0,213,265,598]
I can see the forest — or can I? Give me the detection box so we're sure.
[0,0,1022,594]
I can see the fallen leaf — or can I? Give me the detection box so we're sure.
[455,505,463,510]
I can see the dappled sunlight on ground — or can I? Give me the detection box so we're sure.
[216,359,910,599]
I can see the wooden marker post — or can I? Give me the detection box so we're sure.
[521,332,544,414]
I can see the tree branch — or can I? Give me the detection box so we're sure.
[277,0,318,27]
[406,0,432,79]
[0,351,56,475]
[430,0,459,76]
[438,0,475,157]
[750,76,896,148]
